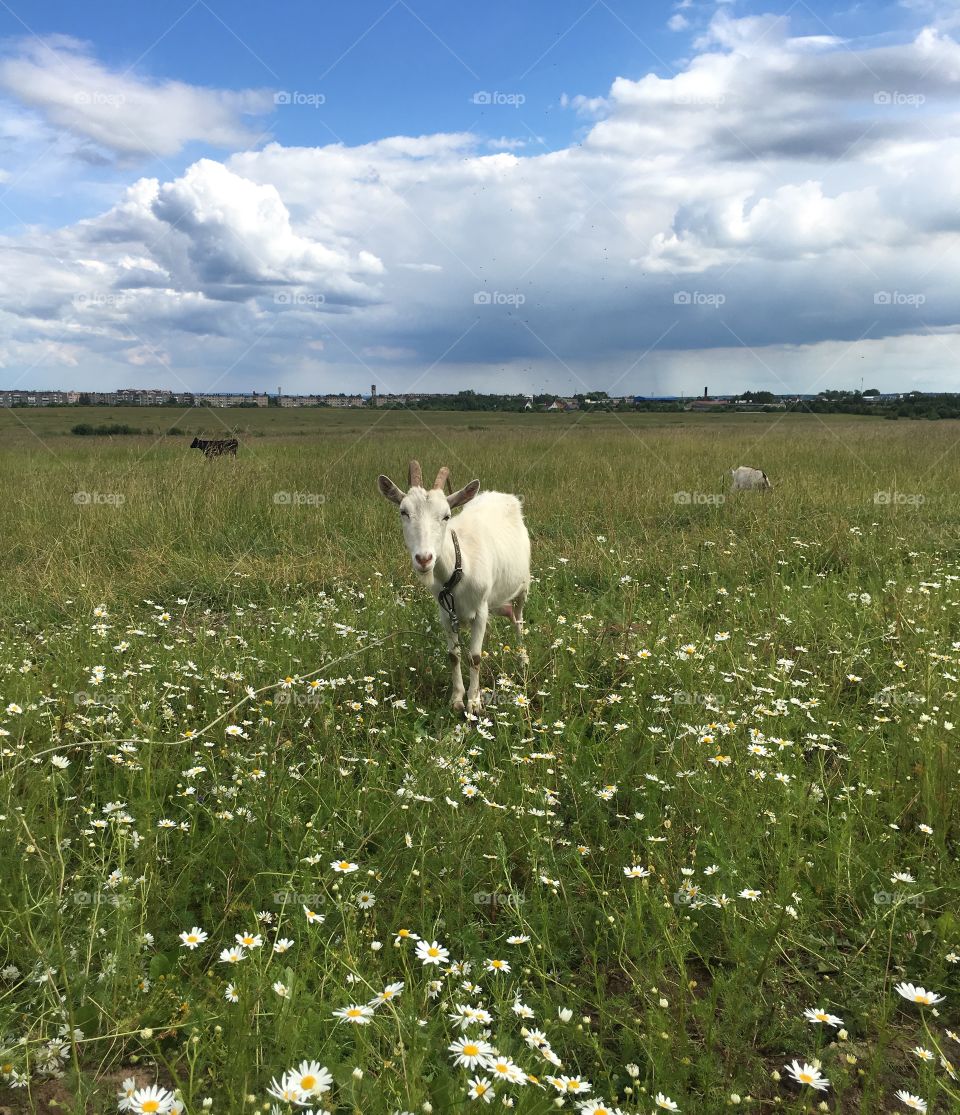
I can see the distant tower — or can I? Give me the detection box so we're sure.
[704,386,708,399]
[371,383,378,403]
[278,385,282,397]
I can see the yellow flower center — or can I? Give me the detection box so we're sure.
[301,1075,316,1089]
[142,1104,161,1114]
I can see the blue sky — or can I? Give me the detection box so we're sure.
[3,2,905,149]
[0,0,958,395]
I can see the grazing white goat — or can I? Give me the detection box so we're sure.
[378,460,531,713]
[730,465,772,492]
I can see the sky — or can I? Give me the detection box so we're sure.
[0,0,959,397]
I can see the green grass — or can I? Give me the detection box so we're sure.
[0,407,958,1113]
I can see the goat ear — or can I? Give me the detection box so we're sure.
[378,474,404,505]
[447,479,480,509]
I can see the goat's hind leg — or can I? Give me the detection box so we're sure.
[511,586,527,638]
[496,586,527,638]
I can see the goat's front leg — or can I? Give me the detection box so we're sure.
[465,601,489,714]
[441,610,465,711]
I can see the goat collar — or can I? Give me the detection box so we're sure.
[437,529,463,626]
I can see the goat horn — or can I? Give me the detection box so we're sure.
[433,466,450,491]
[408,459,423,488]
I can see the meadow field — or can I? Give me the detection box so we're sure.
[0,406,958,1114]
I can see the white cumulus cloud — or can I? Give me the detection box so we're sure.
[2,13,960,395]
[0,35,273,157]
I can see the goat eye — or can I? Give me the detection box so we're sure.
[400,509,409,518]
[443,514,451,521]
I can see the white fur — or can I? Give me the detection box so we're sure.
[731,465,772,491]
[378,473,531,713]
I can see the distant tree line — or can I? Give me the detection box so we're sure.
[388,390,528,411]
[392,390,644,412]
[348,387,960,418]
[788,390,960,420]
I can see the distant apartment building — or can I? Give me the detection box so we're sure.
[278,395,320,407]
[327,394,364,407]
[373,393,454,407]
[115,388,173,406]
[277,394,365,407]
[193,392,267,407]
[0,389,273,407]
[0,390,73,406]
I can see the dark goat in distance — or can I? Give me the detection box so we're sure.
[190,437,238,458]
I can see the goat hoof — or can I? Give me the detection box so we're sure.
[451,697,465,712]
[466,697,482,714]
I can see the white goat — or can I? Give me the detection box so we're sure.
[378,460,531,713]
[730,465,772,492]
